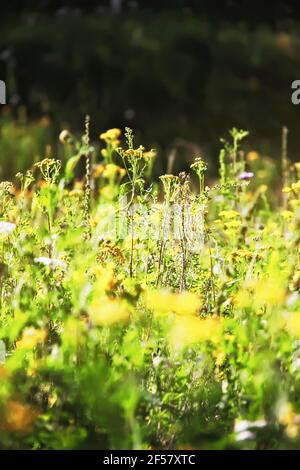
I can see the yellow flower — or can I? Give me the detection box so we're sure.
[102,163,125,179]
[282,186,292,194]
[145,290,202,316]
[99,128,121,142]
[219,210,240,219]
[224,220,242,229]
[285,312,300,337]
[293,271,300,285]
[254,279,285,308]
[169,316,221,350]
[281,210,294,220]
[278,402,300,439]
[100,185,115,200]
[16,327,47,350]
[1,400,39,433]
[247,151,259,162]
[69,188,83,197]
[291,180,300,192]
[234,290,252,308]
[234,249,256,260]
[214,349,226,366]
[259,184,268,193]
[92,163,105,178]
[89,298,130,326]
[0,365,9,379]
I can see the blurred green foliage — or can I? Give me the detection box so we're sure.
[1,7,300,177]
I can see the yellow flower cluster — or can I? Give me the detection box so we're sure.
[169,316,221,350]
[99,128,121,143]
[219,209,240,219]
[282,180,300,194]
[16,327,47,350]
[145,289,202,316]
[89,298,130,326]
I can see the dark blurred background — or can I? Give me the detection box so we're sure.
[1,0,300,178]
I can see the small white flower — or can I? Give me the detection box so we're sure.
[153,356,163,368]
[34,257,67,269]
[234,419,266,434]
[234,420,250,433]
[0,221,16,235]
[222,379,228,394]
[235,430,255,441]
[50,345,60,360]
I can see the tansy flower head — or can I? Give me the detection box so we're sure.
[219,209,240,219]
[99,128,121,142]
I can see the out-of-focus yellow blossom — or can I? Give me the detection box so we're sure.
[169,316,221,350]
[224,333,235,342]
[278,402,300,439]
[235,271,286,309]
[224,220,242,229]
[48,393,58,408]
[234,289,253,309]
[93,263,116,293]
[257,170,267,179]
[254,278,285,307]
[0,365,9,379]
[214,349,226,366]
[281,210,294,220]
[69,188,83,198]
[293,271,300,285]
[89,298,130,326]
[285,312,300,337]
[259,184,268,193]
[99,128,121,143]
[234,249,257,260]
[89,218,99,228]
[92,163,105,178]
[100,185,115,200]
[16,327,47,350]
[143,149,157,160]
[145,290,202,316]
[291,180,300,192]
[247,151,259,162]
[219,210,240,219]
[289,199,300,211]
[282,186,292,194]
[1,400,39,433]
[103,163,125,179]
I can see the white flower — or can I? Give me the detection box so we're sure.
[152,356,163,368]
[235,430,255,441]
[234,419,266,434]
[50,345,60,360]
[34,257,67,269]
[0,221,16,235]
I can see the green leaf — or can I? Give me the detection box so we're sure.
[65,154,82,181]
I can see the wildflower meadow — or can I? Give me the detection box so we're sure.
[0,119,299,450]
